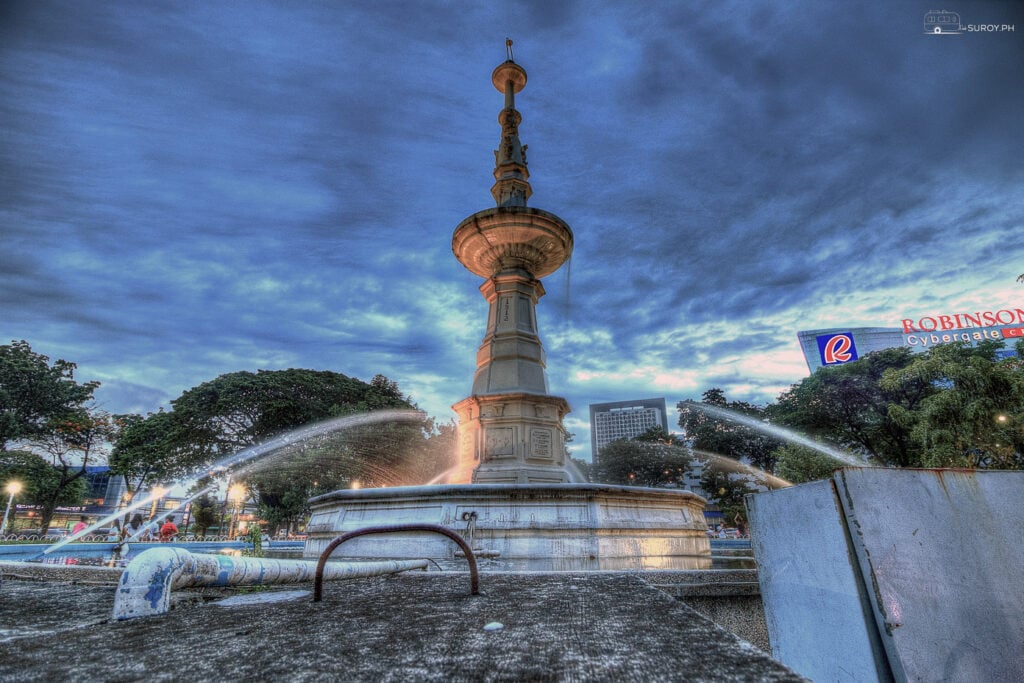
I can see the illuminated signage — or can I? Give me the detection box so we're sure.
[817,333,858,365]
[901,309,1024,334]
[901,308,1024,348]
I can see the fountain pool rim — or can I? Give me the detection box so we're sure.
[309,482,708,505]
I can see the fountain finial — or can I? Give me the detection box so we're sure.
[490,41,531,207]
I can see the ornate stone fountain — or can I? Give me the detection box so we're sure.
[448,55,575,486]
[305,46,709,569]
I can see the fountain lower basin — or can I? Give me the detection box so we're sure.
[305,483,711,570]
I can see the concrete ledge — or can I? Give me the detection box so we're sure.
[0,571,803,681]
[660,581,761,598]
[639,570,768,652]
[0,560,123,584]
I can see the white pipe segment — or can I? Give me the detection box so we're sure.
[113,547,428,620]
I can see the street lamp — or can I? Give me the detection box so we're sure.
[2,481,23,535]
[149,485,167,518]
[228,484,246,539]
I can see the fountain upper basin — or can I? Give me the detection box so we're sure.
[451,206,573,279]
[305,483,710,570]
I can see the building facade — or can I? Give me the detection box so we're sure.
[589,398,669,459]
[797,328,907,373]
[798,324,1020,374]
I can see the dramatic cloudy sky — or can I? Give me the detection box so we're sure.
[2,1,1022,461]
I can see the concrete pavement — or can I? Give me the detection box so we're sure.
[0,566,804,682]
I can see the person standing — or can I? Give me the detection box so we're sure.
[70,516,89,536]
[143,517,159,541]
[159,516,178,542]
[126,513,144,540]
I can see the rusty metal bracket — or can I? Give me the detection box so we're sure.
[313,523,480,601]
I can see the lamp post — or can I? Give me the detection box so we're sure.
[2,481,23,535]
[228,484,246,540]
[149,485,167,519]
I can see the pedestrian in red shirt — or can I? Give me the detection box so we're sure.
[159,516,178,542]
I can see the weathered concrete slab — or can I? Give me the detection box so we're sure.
[749,468,1024,683]
[646,569,768,652]
[835,468,1024,683]
[0,571,805,682]
[747,479,892,682]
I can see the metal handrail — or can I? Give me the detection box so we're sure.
[313,523,480,601]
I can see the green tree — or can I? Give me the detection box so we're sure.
[591,438,694,488]
[0,450,88,531]
[773,443,838,485]
[632,426,673,443]
[678,389,783,473]
[158,369,452,532]
[167,369,412,462]
[699,461,765,528]
[186,479,221,538]
[28,410,114,533]
[769,348,932,467]
[0,341,105,533]
[109,410,203,509]
[880,340,1024,469]
[0,340,98,449]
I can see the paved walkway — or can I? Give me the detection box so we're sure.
[0,568,805,682]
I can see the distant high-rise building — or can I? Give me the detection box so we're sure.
[589,398,669,459]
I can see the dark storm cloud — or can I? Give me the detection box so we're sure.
[550,2,1023,342]
[2,1,1021,460]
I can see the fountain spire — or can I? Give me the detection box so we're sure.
[490,40,531,207]
[449,43,577,484]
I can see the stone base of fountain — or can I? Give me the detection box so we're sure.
[305,483,710,571]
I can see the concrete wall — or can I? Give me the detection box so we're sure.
[748,468,1024,683]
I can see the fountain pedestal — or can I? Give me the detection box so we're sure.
[306,483,709,570]
[452,393,571,484]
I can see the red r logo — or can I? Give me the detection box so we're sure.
[823,335,852,363]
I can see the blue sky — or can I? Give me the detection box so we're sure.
[2,1,1022,462]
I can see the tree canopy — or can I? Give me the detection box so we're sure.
[590,437,694,488]
[699,461,766,528]
[879,340,1024,468]
[108,410,198,500]
[772,444,838,485]
[767,343,1024,470]
[111,368,456,532]
[0,340,98,450]
[0,341,106,532]
[0,450,88,523]
[678,389,783,473]
[768,347,931,467]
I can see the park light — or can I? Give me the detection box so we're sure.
[228,484,247,539]
[228,483,247,505]
[149,485,168,517]
[2,480,23,535]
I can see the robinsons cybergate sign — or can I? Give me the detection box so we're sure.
[901,307,1024,348]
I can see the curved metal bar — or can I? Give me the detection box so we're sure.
[314,523,480,601]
